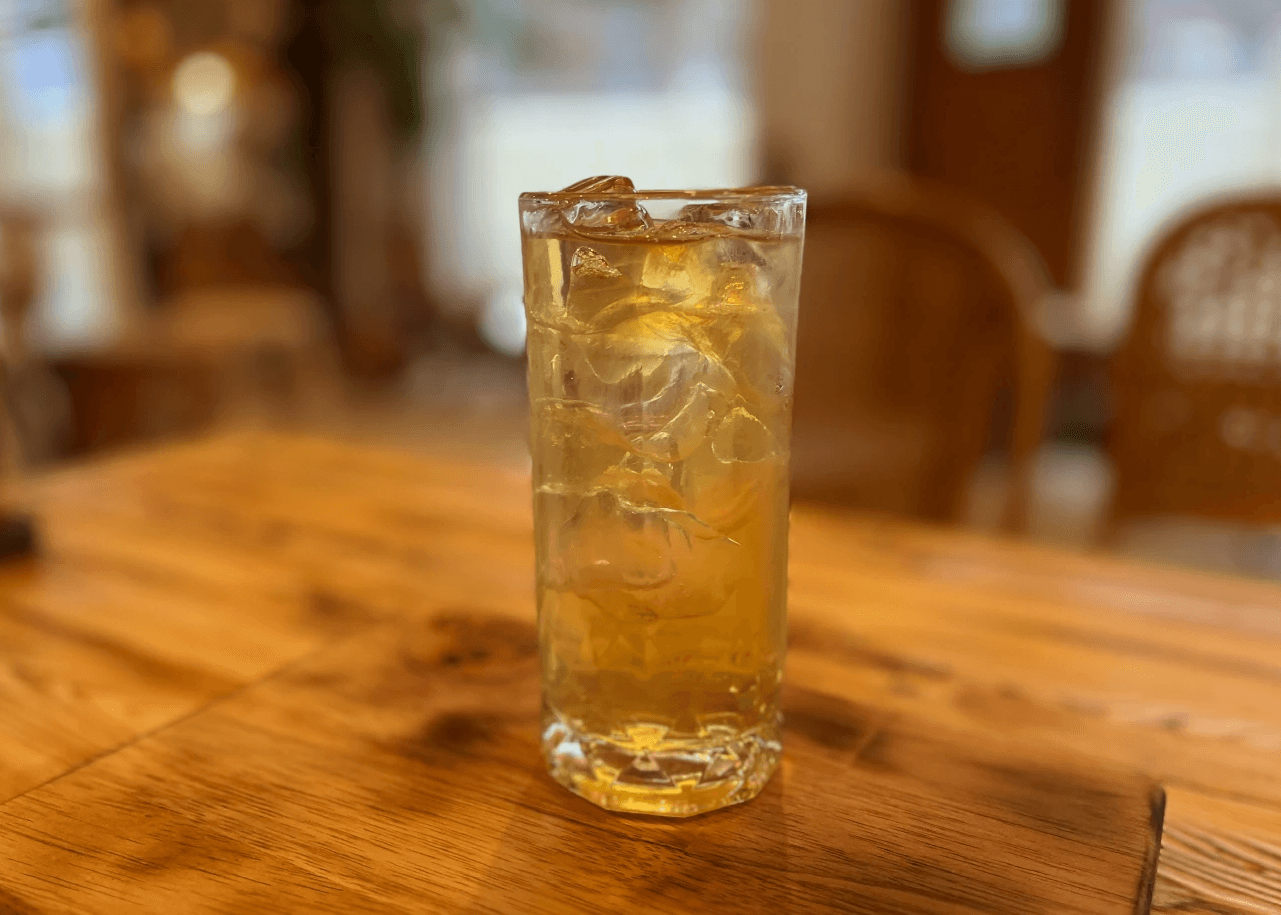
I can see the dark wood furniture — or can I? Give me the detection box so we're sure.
[906,0,1113,288]
[46,287,330,457]
[792,174,1056,530]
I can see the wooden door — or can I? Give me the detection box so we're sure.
[906,0,1113,288]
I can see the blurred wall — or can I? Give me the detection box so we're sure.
[756,0,909,193]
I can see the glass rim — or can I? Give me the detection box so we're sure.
[518,185,806,207]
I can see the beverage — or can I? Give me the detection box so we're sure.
[520,178,805,816]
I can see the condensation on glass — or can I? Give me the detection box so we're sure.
[520,177,805,816]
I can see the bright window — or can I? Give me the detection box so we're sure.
[423,0,759,355]
[1084,0,1281,347]
[0,0,115,350]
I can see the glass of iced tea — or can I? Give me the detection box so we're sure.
[519,177,805,816]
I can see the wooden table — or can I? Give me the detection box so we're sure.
[0,434,1278,914]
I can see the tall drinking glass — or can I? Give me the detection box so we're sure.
[519,177,806,816]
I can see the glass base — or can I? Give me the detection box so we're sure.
[542,712,781,817]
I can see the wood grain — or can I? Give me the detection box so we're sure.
[1,432,1278,912]
[0,613,1160,915]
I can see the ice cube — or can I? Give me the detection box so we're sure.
[530,397,633,487]
[557,245,632,330]
[629,509,742,620]
[535,310,731,466]
[560,175,636,194]
[538,466,689,599]
[679,203,756,231]
[641,242,699,299]
[677,201,784,235]
[541,483,742,621]
[705,262,768,314]
[581,286,683,334]
[652,221,720,241]
[570,246,621,280]
[565,199,652,236]
[576,311,735,461]
[720,310,794,416]
[557,245,688,333]
[644,226,773,318]
[540,487,678,593]
[557,176,652,237]
[622,380,726,464]
[595,463,684,510]
[680,405,786,534]
[639,243,764,323]
[585,311,703,379]
[711,405,777,463]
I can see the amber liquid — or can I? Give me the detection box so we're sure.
[524,221,802,815]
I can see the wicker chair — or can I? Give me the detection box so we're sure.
[1108,194,1281,532]
[791,173,1056,531]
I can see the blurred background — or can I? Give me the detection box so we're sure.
[3,0,1281,578]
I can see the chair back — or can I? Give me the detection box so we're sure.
[792,174,1055,527]
[1110,195,1281,527]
